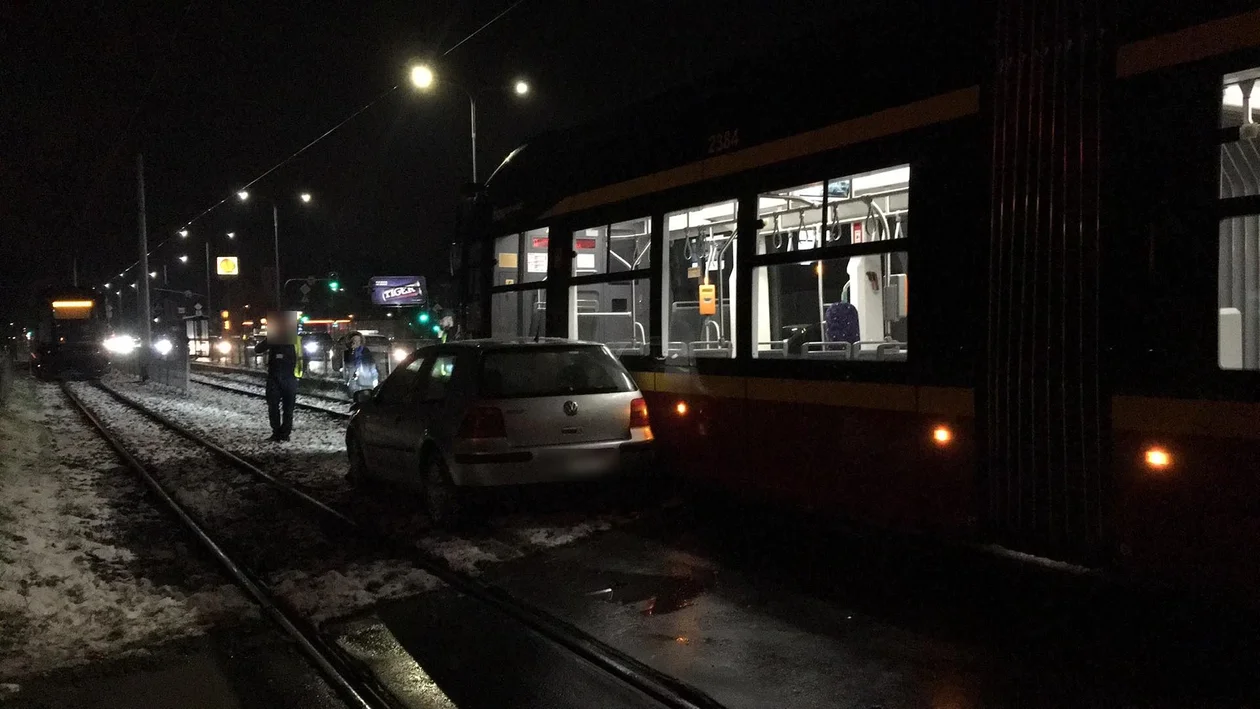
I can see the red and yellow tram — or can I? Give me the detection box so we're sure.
[458,3,1260,602]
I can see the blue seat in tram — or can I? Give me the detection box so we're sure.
[824,302,859,344]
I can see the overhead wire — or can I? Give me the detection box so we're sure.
[105,0,529,285]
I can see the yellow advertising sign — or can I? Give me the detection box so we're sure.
[216,256,239,276]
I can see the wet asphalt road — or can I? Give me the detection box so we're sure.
[392,496,1260,709]
[346,590,669,709]
[6,625,346,709]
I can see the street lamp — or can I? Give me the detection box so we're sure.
[237,190,249,201]
[410,64,435,90]
[406,63,531,183]
[178,229,189,238]
[227,232,235,239]
[237,191,315,308]
[178,255,188,263]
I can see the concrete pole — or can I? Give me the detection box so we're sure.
[136,155,152,381]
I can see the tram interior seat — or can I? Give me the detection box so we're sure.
[781,323,820,355]
[606,341,648,356]
[824,302,861,344]
[803,341,852,360]
[756,340,789,359]
[690,341,733,358]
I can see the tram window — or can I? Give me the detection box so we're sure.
[495,233,520,286]
[826,165,910,244]
[572,217,650,276]
[1219,69,1260,369]
[491,289,547,339]
[609,217,651,273]
[664,199,738,360]
[752,252,908,361]
[1221,73,1260,197]
[1219,215,1260,370]
[758,182,825,254]
[521,227,549,283]
[569,278,650,356]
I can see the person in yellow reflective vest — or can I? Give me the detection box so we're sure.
[254,312,301,441]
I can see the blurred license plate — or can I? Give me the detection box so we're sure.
[567,449,614,475]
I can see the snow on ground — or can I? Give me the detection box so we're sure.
[97,372,643,570]
[65,381,443,629]
[270,561,441,623]
[0,378,255,681]
[189,371,349,410]
[102,371,348,494]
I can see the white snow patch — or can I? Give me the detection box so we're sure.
[268,561,441,624]
[420,538,504,575]
[0,382,254,680]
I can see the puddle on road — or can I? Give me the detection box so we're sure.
[585,568,715,616]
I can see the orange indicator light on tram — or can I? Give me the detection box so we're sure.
[675,401,689,416]
[1144,447,1172,470]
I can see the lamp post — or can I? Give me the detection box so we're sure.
[408,63,530,183]
[236,190,312,309]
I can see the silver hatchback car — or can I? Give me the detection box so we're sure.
[346,338,655,524]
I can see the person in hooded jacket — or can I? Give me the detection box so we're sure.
[254,312,302,442]
[342,331,378,398]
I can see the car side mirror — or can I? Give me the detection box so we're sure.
[352,389,374,405]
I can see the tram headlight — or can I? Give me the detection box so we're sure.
[215,340,232,355]
[103,335,137,355]
[303,341,320,354]
[392,347,408,362]
[153,338,174,356]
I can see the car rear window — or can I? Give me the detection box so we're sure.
[479,347,636,398]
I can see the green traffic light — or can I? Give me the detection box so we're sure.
[328,280,340,292]
[300,315,309,323]
[418,311,430,324]
[431,324,441,334]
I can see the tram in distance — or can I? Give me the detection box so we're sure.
[30,288,109,381]
[455,1,1260,603]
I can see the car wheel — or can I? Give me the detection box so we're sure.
[346,435,370,486]
[423,454,461,528]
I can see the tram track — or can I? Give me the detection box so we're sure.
[59,381,400,709]
[189,372,351,419]
[72,378,728,709]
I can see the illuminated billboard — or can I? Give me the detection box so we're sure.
[370,276,426,306]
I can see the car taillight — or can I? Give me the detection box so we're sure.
[458,406,506,439]
[630,398,650,428]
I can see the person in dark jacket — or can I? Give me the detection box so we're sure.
[255,312,302,442]
[341,332,378,397]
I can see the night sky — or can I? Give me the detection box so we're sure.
[1,1,867,324]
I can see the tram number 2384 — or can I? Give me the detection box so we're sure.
[707,129,740,155]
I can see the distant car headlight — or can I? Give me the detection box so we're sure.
[303,341,320,354]
[392,347,408,362]
[215,340,232,355]
[103,335,137,355]
[154,338,174,356]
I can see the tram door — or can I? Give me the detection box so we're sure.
[980,3,1111,562]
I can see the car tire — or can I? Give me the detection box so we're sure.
[346,434,370,486]
[423,453,461,528]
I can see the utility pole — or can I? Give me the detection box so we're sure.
[136,154,152,381]
[205,241,212,318]
[272,203,281,308]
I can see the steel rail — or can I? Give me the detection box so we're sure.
[60,382,399,709]
[88,379,728,709]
